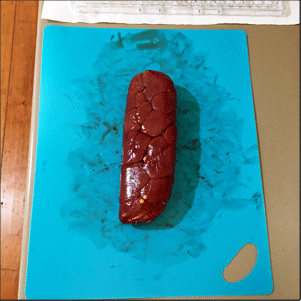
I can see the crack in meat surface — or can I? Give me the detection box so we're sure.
[119,70,177,224]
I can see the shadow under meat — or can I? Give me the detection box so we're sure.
[133,85,201,230]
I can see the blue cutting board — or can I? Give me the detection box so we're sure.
[25,26,273,299]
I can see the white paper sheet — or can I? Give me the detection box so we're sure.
[41,1,299,25]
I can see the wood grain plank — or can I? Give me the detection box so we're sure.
[0,1,38,299]
[15,0,40,22]
[1,270,20,301]
[1,1,16,159]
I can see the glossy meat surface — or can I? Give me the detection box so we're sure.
[119,70,177,224]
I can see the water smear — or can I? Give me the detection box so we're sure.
[60,30,260,266]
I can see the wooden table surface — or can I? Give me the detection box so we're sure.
[1,1,38,299]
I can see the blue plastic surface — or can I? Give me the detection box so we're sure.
[25,26,273,299]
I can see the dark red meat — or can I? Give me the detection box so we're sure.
[119,70,177,224]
